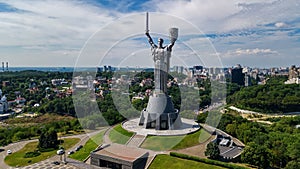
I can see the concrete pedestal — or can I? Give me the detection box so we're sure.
[139,93,182,130]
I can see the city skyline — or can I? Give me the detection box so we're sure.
[0,0,300,68]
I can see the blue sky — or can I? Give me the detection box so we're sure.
[0,0,299,68]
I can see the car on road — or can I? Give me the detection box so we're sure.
[56,149,65,155]
[7,150,12,154]
[68,150,74,155]
[75,145,83,151]
[52,161,60,165]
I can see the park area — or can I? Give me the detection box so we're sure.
[69,131,105,161]
[5,138,79,167]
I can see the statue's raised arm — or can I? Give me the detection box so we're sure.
[145,32,157,48]
[166,40,175,52]
[145,12,157,49]
[167,28,178,52]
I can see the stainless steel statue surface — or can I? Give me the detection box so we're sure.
[139,12,182,130]
[145,28,177,94]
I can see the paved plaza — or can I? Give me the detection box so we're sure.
[19,159,79,169]
[122,118,200,136]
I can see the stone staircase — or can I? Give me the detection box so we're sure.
[126,134,146,147]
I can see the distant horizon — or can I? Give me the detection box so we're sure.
[4,65,297,69]
[1,1,300,68]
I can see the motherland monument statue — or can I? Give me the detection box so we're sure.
[139,12,182,130]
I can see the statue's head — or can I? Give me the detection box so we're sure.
[158,38,163,47]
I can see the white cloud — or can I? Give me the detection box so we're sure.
[144,0,300,67]
[0,0,120,66]
[275,22,288,28]
[0,0,299,67]
[0,0,116,47]
[225,48,278,56]
[146,0,300,32]
[145,0,243,32]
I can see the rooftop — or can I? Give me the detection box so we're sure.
[93,144,148,162]
[219,146,243,159]
[219,138,230,146]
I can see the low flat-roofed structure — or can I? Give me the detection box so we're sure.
[219,138,230,146]
[219,146,243,160]
[209,129,245,162]
[90,144,149,169]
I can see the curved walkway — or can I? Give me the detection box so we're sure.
[0,129,106,169]
[0,140,35,169]
[229,106,300,116]
[102,126,114,144]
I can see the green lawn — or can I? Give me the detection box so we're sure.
[69,131,105,161]
[198,129,212,143]
[141,135,184,151]
[5,138,80,167]
[109,124,134,144]
[149,154,226,169]
[141,129,211,151]
[173,129,211,149]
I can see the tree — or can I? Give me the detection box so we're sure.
[287,137,300,160]
[285,160,300,169]
[12,131,26,141]
[205,142,220,159]
[38,128,59,150]
[227,80,300,113]
[241,142,271,169]
[85,119,96,130]
[132,99,145,111]
[225,123,237,136]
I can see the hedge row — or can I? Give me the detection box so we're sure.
[170,152,248,169]
[24,151,41,158]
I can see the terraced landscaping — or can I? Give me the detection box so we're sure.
[109,124,134,144]
[141,129,211,151]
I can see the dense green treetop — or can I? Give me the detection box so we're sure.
[205,142,220,160]
[227,76,300,113]
[207,111,300,168]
